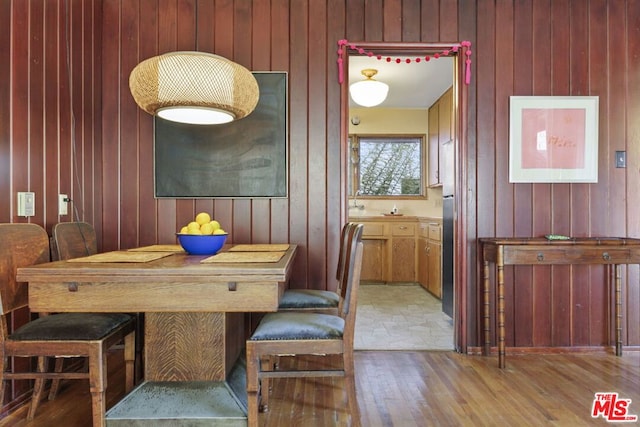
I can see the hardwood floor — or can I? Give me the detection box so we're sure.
[1,349,638,426]
[0,350,129,426]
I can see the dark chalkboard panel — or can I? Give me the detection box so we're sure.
[154,72,288,198]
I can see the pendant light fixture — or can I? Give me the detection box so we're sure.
[129,51,259,125]
[349,69,389,107]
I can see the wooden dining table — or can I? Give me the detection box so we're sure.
[16,243,297,425]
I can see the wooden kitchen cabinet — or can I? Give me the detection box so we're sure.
[388,222,416,282]
[427,222,442,297]
[360,222,386,282]
[428,102,440,186]
[417,228,429,291]
[428,86,453,188]
[418,219,442,298]
[354,218,418,283]
[438,87,452,143]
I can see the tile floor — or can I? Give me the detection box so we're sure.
[354,283,454,350]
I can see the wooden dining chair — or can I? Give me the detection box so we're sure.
[50,221,144,394]
[51,221,97,260]
[277,222,357,314]
[49,221,98,400]
[0,223,136,426]
[246,223,364,427]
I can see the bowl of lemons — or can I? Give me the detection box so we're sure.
[176,212,228,255]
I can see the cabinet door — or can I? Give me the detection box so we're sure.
[428,102,440,186]
[390,237,416,282]
[417,236,429,290]
[361,239,385,282]
[438,87,452,143]
[427,240,442,298]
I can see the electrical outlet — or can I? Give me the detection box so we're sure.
[59,194,68,216]
[17,192,35,217]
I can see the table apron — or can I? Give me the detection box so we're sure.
[28,281,285,313]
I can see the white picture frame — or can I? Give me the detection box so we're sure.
[509,96,599,183]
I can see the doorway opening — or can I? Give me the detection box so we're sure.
[341,42,467,352]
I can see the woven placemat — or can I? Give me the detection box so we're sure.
[228,244,290,252]
[201,251,285,263]
[67,251,174,263]
[128,244,185,252]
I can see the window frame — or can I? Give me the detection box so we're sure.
[349,134,427,199]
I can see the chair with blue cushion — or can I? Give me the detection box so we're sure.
[277,222,356,314]
[246,223,364,427]
[0,223,136,426]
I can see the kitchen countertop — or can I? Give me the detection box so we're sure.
[349,215,442,222]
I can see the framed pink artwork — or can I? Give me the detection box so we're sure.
[509,96,599,183]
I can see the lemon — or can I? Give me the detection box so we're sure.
[213,228,227,235]
[209,220,221,231]
[188,228,203,235]
[200,223,214,235]
[195,212,211,225]
[187,221,200,233]
[179,226,188,234]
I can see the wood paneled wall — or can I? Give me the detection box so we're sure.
[1,0,101,230]
[2,3,640,404]
[474,0,640,350]
[0,0,101,411]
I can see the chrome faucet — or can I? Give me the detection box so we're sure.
[351,190,365,210]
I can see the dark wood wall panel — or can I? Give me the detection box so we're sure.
[1,0,100,412]
[483,0,640,351]
[5,0,100,234]
[626,0,640,346]
[0,0,9,224]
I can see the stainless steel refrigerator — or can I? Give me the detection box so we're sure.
[441,140,454,318]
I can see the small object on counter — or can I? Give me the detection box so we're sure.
[545,234,572,240]
[392,204,398,214]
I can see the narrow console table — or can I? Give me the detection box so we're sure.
[480,237,640,368]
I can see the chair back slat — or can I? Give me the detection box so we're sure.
[0,224,50,315]
[335,222,357,298]
[339,223,364,320]
[52,222,97,260]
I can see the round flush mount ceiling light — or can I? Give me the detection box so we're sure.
[129,51,259,125]
[349,68,389,107]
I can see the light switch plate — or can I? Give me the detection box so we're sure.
[59,194,68,216]
[17,192,35,217]
[616,151,626,168]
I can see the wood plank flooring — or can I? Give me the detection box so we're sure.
[1,350,638,426]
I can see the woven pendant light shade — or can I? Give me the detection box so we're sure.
[129,51,259,125]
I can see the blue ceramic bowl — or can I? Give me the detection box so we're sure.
[176,233,228,255]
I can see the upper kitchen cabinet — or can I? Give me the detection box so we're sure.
[428,87,454,188]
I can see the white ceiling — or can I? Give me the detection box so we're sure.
[348,55,454,109]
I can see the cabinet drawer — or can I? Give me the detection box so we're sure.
[419,223,429,237]
[362,223,385,237]
[428,223,441,241]
[503,247,633,265]
[391,223,415,236]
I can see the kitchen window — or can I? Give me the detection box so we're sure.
[349,135,426,198]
